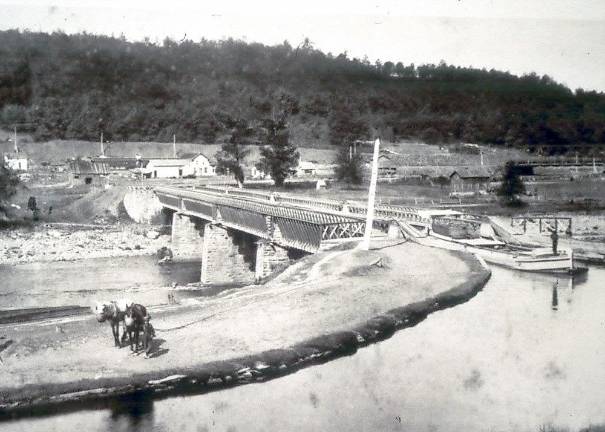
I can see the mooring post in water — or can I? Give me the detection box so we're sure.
[552,280,559,310]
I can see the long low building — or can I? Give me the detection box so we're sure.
[143,154,216,178]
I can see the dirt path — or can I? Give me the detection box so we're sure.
[0,240,489,408]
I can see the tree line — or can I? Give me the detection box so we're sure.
[0,30,604,155]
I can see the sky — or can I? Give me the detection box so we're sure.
[1,0,605,92]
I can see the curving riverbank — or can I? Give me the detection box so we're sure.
[0,240,490,419]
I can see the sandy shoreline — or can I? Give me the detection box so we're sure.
[0,240,490,418]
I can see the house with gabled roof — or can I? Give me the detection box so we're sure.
[449,167,492,193]
[180,153,217,177]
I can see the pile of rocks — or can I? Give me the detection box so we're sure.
[0,225,171,265]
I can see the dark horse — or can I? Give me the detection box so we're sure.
[124,303,148,352]
[93,299,131,347]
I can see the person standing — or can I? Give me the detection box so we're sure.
[550,228,559,256]
[143,315,156,359]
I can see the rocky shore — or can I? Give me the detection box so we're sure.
[0,224,170,266]
[0,240,491,418]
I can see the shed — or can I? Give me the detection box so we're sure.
[449,167,492,193]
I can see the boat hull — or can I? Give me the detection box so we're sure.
[420,233,576,275]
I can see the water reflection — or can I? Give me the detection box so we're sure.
[0,256,201,309]
[552,281,559,310]
[107,392,155,432]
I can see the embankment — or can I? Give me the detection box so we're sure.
[0,241,490,419]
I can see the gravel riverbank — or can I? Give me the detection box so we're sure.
[0,224,170,266]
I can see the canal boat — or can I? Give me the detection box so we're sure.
[423,231,586,275]
[408,210,587,276]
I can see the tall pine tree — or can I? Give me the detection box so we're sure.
[497,161,526,207]
[259,115,299,187]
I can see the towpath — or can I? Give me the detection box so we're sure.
[0,240,490,408]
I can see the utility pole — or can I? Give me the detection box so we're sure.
[480,150,484,166]
[173,134,177,158]
[13,125,18,153]
[358,137,380,251]
[100,132,104,156]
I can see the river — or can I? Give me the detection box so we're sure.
[0,256,202,310]
[3,265,605,431]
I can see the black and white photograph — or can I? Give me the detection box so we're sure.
[1,1,604,430]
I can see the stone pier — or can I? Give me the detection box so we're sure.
[171,213,204,258]
[200,224,257,285]
[170,213,306,285]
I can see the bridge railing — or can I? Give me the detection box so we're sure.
[199,185,429,223]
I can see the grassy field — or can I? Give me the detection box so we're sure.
[0,138,339,164]
[1,135,531,167]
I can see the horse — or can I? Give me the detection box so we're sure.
[93,299,132,347]
[124,303,148,352]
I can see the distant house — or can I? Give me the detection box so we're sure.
[249,165,270,180]
[296,161,317,177]
[69,158,106,185]
[295,160,337,178]
[180,153,216,177]
[143,158,194,179]
[3,152,28,171]
[90,157,149,174]
[449,167,492,193]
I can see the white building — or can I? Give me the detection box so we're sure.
[143,159,192,179]
[187,153,216,177]
[3,153,28,171]
[296,160,317,177]
[295,160,337,178]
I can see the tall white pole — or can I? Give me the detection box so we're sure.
[359,137,380,251]
[173,134,177,158]
[13,125,18,153]
[100,132,104,156]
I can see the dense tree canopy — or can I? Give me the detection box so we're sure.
[0,30,604,154]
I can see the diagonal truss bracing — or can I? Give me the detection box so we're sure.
[155,186,372,252]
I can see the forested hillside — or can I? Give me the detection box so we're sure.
[1,30,604,154]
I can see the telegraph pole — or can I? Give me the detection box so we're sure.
[13,125,18,153]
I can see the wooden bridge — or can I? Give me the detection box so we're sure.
[154,186,430,284]
[155,186,375,253]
